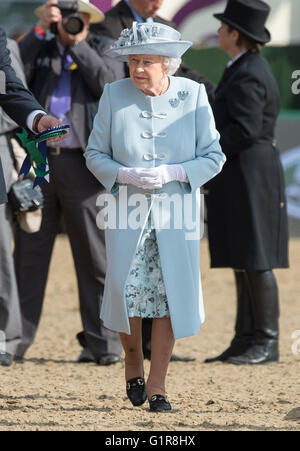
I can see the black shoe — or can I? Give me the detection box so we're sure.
[0,352,13,367]
[97,355,123,366]
[77,348,96,363]
[144,351,195,362]
[78,349,122,366]
[126,377,147,406]
[204,342,252,363]
[149,394,171,412]
[170,354,196,362]
[227,341,279,365]
[14,355,24,364]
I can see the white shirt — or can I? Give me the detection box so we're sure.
[26,110,46,133]
[227,50,247,68]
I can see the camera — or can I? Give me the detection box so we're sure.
[50,1,84,36]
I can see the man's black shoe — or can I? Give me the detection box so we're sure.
[97,355,123,366]
[77,347,95,363]
[0,352,13,367]
[144,350,195,362]
[227,342,279,365]
[78,348,122,365]
[204,342,253,363]
[170,354,196,362]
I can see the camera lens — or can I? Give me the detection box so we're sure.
[64,16,84,35]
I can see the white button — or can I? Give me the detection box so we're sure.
[143,153,166,161]
[141,111,152,119]
[156,132,167,138]
[141,131,153,139]
[141,111,167,119]
[153,113,167,119]
[141,131,167,139]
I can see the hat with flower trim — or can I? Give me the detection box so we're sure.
[105,22,192,61]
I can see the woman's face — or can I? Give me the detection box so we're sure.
[218,22,235,53]
[128,54,168,93]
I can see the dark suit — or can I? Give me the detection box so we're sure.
[91,0,216,103]
[14,30,124,360]
[0,38,26,357]
[206,50,288,270]
[0,28,44,204]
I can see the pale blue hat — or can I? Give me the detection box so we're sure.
[105,22,192,61]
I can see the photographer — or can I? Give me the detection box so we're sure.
[14,0,124,364]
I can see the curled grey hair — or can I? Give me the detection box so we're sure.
[162,57,182,75]
[126,56,182,75]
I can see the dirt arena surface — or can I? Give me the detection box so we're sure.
[1,236,300,431]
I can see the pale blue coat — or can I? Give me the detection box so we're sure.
[85,76,226,339]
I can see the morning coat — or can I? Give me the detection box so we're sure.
[206,50,289,269]
[85,76,226,339]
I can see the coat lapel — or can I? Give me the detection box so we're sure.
[215,51,251,97]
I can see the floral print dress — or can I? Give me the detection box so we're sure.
[125,228,170,318]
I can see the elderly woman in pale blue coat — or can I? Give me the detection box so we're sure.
[85,22,226,412]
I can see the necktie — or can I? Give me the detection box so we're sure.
[49,52,73,119]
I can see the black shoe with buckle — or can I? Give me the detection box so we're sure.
[149,394,171,412]
[126,377,147,406]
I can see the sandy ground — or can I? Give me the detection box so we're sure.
[0,236,300,431]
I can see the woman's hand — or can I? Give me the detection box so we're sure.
[117,167,163,190]
[141,165,188,185]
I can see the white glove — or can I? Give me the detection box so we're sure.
[117,167,163,190]
[145,164,188,185]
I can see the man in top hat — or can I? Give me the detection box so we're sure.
[91,0,216,103]
[14,0,125,364]
[204,0,289,365]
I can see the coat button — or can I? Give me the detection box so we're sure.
[141,111,152,119]
[141,131,153,139]
[141,131,168,139]
[157,192,168,199]
[280,202,285,208]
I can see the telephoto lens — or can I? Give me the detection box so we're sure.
[51,1,84,35]
[63,15,84,35]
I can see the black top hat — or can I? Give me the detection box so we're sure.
[214,0,271,44]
